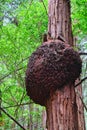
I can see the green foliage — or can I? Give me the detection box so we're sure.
[0,0,48,129]
[0,0,87,129]
[71,0,87,37]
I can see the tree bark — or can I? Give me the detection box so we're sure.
[46,85,78,130]
[45,0,85,130]
[48,0,73,45]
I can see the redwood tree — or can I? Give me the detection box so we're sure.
[25,0,85,129]
[46,0,85,129]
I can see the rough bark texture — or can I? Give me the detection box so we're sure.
[25,40,81,106]
[48,0,73,45]
[25,0,85,129]
[46,85,78,130]
[45,0,85,130]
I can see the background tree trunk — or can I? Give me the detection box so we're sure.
[74,38,85,130]
[45,0,85,130]
[0,90,2,117]
[75,79,86,130]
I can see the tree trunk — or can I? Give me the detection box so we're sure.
[45,0,85,130]
[48,0,73,45]
[42,110,47,130]
[28,104,33,130]
[0,90,2,117]
[75,79,86,130]
[74,38,85,130]
[46,85,78,130]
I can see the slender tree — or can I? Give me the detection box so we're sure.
[0,90,2,117]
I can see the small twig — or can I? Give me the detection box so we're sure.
[0,66,26,82]
[2,102,34,109]
[14,92,26,115]
[16,56,29,66]
[0,107,26,130]
[75,77,87,87]
[76,92,87,112]
[0,55,29,83]
[41,0,48,15]
[79,96,87,111]
[79,52,87,55]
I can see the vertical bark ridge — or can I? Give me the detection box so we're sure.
[45,0,85,129]
[46,85,79,130]
[48,0,73,45]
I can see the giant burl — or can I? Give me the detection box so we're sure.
[25,40,82,106]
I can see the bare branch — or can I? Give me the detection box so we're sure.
[0,55,30,83]
[76,92,87,112]
[0,107,26,130]
[16,56,29,66]
[14,92,26,115]
[79,52,87,55]
[75,77,87,87]
[79,96,87,112]
[2,101,34,109]
[0,66,26,82]
[41,0,48,15]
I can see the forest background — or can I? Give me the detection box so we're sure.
[0,0,87,130]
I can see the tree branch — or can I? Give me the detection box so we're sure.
[14,92,26,115]
[0,107,26,130]
[16,56,29,66]
[79,96,87,112]
[2,101,34,109]
[41,0,48,15]
[0,66,26,82]
[79,52,87,55]
[76,92,87,112]
[0,55,30,83]
[75,77,87,87]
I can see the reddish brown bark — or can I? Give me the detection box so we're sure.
[46,85,78,130]
[48,0,73,45]
[45,0,85,130]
